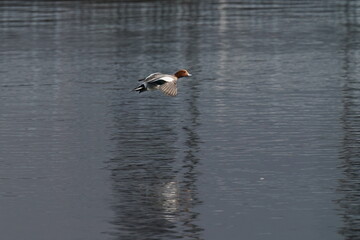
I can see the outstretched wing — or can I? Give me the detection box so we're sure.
[159,82,177,96]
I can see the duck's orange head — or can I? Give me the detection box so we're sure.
[174,69,192,78]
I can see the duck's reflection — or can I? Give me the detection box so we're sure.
[160,181,180,222]
[108,90,202,239]
[108,115,202,239]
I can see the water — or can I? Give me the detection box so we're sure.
[1,1,360,239]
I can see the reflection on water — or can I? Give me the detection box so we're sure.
[337,2,360,239]
[1,0,360,240]
[108,82,202,239]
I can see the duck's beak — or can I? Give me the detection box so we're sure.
[187,74,192,77]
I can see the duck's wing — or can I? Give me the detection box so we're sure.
[141,74,178,96]
[139,72,163,82]
[159,81,177,96]
[144,74,174,84]
[137,72,161,81]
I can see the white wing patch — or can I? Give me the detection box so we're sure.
[158,76,175,82]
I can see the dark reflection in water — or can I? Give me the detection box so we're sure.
[108,91,203,239]
[337,1,360,239]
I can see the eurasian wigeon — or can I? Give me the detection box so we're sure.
[133,69,191,96]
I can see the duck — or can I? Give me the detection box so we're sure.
[133,69,191,96]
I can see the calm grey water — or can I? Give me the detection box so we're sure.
[1,0,360,239]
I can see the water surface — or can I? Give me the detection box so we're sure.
[1,1,360,239]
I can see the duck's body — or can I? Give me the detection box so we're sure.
[133,69,191,96]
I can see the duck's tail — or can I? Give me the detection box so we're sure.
[133,84,147,93]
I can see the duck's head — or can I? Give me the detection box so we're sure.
[174,69,192,78]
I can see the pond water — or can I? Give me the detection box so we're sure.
[1,1,360,239]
